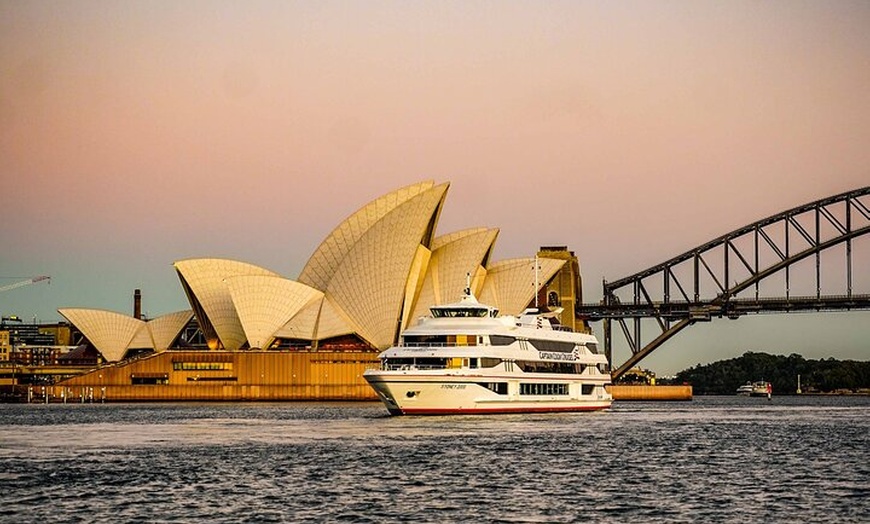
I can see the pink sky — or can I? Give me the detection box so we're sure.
[2,1,868,374]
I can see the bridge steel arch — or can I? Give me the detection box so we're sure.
[576,186,870,380]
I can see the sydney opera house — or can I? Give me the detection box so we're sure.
[56,181,587,401]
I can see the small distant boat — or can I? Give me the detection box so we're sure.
[737,381,772,398]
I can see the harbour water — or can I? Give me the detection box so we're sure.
[1,396,867,523]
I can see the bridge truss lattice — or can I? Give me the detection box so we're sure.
[576,186,870,380]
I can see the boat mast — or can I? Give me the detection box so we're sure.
[534,254,540,308]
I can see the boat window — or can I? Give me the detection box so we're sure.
[383,357,448,370]
[586,342,599,354]
[447,358,463,369]
[516,360,582,374]
[469,358,478,369]
[528,339,576,353]
[416,358,449,369]
[479,358,501,368]
[489,335,515,346]
[581,384,595,395]
[403,335,449,347]
[447,335,477,346]
[477,382,508,395]
[519,383,568,396]
[384,357,414,369]
[430,307,489,318]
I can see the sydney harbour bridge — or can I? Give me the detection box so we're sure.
[576,186,870,380]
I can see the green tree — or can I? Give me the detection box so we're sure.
[674,352,870,394]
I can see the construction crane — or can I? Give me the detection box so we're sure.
[0,276,51,294]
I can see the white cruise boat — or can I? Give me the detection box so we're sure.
[363,287,612,415]
[736,381,772,398]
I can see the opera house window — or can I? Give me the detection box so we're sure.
[172,361,233,371]
[131,373,169,385]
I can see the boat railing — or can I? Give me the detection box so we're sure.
[401,342,474,348]
[382,363,446,371]
[515,322,574,332]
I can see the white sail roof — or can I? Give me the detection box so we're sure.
[273,297,321,341]
[58,308,193,361]
[321,183,449,348]
[174,258,280,350]
[70,181,584,357]
[478,257,567,316]
[58,308,145,362]
[128,324,155,349]
[147,310,194,352]
[226,276,323,349]
[298,181,436,291]
[312,294,358,341]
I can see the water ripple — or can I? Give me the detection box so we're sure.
[0,397,868,523]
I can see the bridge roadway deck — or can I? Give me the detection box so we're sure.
[578,294,870,320]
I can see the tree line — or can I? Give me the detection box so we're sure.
[661,351,870,395]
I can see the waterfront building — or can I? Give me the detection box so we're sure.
[0,330,9,362]
[0,318,82,396]
[0,316,64,347]
[0,317,73,365]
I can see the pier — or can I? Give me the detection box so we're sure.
[608,385,693,401]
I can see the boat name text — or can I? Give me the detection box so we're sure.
[539,351,577,361]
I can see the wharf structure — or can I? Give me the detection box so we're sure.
[50,181,594,402]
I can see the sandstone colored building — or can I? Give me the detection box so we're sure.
[56,181,588,401]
